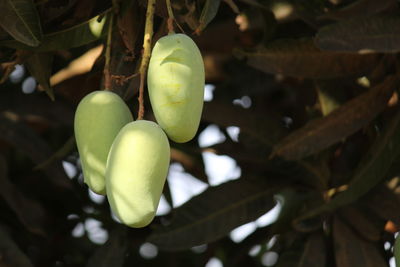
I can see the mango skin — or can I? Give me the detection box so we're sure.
[74,91,133,195]
[106,120,170,228]
[147,33,205,143]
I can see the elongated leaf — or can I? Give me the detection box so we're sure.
[148,178,283,250]
[365,185,400,225]
[0,112,73,190]
[295,106,400,222]
[35,136,75,170]
[0,224,34,267]
[86,227,127,267]
[333,217,386,267]
[196,0,221,33]
[316,17,400,52]
[25,52,54,100]
[271,74,399,160]
[0,154,47,235]
[338,206,381,241]
[298,233,326,267]
[234,39,379,78]
[203,100,286,146]
[0,12,110,51]
[0,0,42,46]
[319,0,397,21]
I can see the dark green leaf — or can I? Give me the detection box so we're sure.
[234,39,380,78]
[203,100,286,146]
[319,0,397,21]
[298,233,326,267]
[86,227,127,267]
[0,0,42,46]
[0,224,34,267]
[295,105,400,222]
[271,74,399,160]
[338,206,381,241]
[366,185,400,225]
[25,52,54,100]
[0,11,110,51]
[0,112,73,190]
[196,0,221,33]
[333,217,386,267]
[148,178,283,250]
[0,154,47,235]
[34,136,76,171]
[316,17,400,52]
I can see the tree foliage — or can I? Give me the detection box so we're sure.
[0,0,400,266]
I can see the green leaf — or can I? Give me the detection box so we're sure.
[234,39,380,78]
[0,11,110,51]
[338,206,381,241]
[0,0,42,46]
[25,52,54,100]
[0,154,47,235]
[86,227,127,267]
[271,74,399,160]
[0,224,34,267]
[316,17,400,53]
[203,100,286,146]
[319,0,397,21]
[0,112,73,190]
[333,217,386,267]
[297,233,327,267]
[365,185,400,225]
[196,0,221,33]
[295,105,400,222]
[148,178,284,250]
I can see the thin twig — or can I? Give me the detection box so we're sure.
[165,0,175,33]
[137,0,156,120]
[103,13,114,91]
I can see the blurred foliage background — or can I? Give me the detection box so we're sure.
[1,0,400,266]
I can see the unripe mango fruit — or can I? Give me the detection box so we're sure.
[74,91,133,195]
[106,120,170,228]
[147,33,205,143]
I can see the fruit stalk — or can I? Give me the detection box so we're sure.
[138,0,156,120]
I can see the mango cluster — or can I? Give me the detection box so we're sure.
[74,33,204,228]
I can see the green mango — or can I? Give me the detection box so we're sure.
[147,33,205,143]
[74,91,133,195]
[106,120,170,228]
